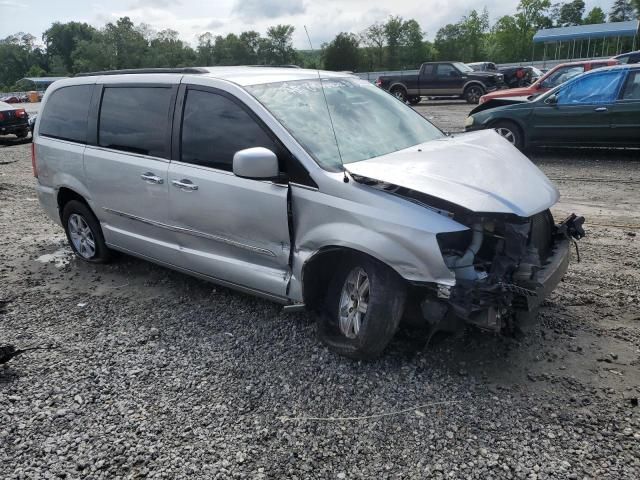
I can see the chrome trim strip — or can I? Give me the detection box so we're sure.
[290,182,319,192]
[85,145,170,163]
[103,208,276,257]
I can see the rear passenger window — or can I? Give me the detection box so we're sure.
[39,85,92,143]
[181,89,280,171]
[99,87,172,158]
[621,72,640,100]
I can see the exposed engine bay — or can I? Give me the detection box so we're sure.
[353,175,585,333]
[434,210,585,332]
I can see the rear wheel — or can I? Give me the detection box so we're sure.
[316,255,407,360]
[492,120,524,150]
[16,129,28,139]
[464,85,485,104]
[391,87,407,102]
[62,200,112,263]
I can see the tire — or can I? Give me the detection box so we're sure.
[464,84,485,104]
[16,129,28,139]
[316,254,407,360]
[408,96,421,105]
[62,200,112,263]
[391,87,407,102]
[492,120,524,150]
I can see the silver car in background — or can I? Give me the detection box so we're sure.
[33,67,584,360]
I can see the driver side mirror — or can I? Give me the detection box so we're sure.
[449,70,459,78]
[545,93,558,105]
[233,147,280,180]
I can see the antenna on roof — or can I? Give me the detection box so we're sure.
[303,26,348,183]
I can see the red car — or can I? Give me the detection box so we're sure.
[479,59,619,104]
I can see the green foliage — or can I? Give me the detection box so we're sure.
[322,33,361,71]
[609,0,636,21]
[552,0,586,26]
[261,25,298,65]
[43,22,96,72]
[583,7,607,24]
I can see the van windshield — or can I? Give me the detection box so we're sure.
[246,77,444,171]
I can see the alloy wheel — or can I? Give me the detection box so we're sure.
[466,86,483,103]
[68,213,96,259]
[338,267,370,339]
[495,127,516,145]
[392,90,405,101]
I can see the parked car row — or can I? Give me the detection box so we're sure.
[375,51,639,104]
[465,64,640,150]
[479,59,620,104]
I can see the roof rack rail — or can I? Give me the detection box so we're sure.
[75,67,209,77]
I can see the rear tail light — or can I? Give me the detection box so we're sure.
[31,142,38,178]
[15,109,27,118]
[0,112,4,121]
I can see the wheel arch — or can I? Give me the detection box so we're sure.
[462,80,487,93]
[57,187,92,220]
[389,82,408,94]
[300,246,407,311]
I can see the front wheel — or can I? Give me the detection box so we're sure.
[62,200,112,263]
[316,255,407,360]
[464,85,485,104]
[492,120,524,150]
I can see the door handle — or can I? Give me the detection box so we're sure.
[172,179,199,191]
[140,172,164,184]
[594,107,608,112]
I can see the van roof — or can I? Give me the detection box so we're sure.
[75,66,351,87]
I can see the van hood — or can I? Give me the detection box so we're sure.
[346,129,559,218]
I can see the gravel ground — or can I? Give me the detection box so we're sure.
[1,101,639,479]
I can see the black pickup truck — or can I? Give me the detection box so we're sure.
[375,61,505,104]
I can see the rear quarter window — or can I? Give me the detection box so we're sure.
[39,85,93,143]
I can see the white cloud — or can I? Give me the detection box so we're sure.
[232,0,306,21]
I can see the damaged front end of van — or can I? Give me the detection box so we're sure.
[345,130,585,333]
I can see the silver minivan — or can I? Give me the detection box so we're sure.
[33,67,584,359]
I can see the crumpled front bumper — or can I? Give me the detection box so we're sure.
[517,236,570,311]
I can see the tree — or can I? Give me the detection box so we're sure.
[553,0,585,26]
[399,19,428,67]
[461,9,490,61]
[322,33,361,71]
[103,17,148,70]
[583,7,606,24]
[197,32,216,65]
[609,0,635,21]
[0,33,47,88]
[383,16,404,69]
[261,25,297,65]
[434,23,465,61]
[360,22,386,69]
[491,0,551,63]
[42,22,96,73]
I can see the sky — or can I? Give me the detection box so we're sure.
[0,0,612,48]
